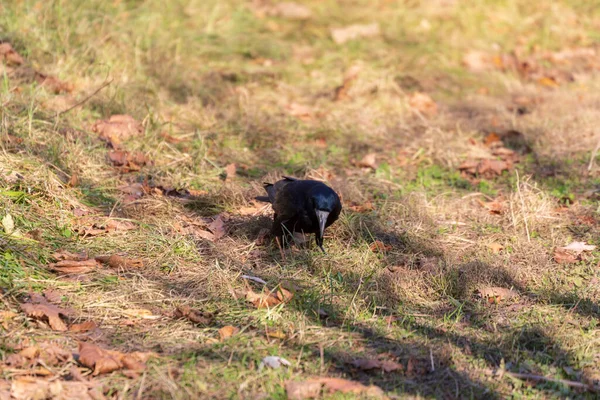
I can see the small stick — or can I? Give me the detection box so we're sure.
[506,372,599,392]
[57,78,113,116]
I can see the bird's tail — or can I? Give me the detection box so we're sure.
[255,182,275,203]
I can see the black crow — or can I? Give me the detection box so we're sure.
[256,176,342,253]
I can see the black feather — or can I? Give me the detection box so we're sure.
[259,177,342,252]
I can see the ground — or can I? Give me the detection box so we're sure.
[1,0,600,399]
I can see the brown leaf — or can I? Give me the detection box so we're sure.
[52,250,88,261]
[92,115,143,148]
[246,287,293,308]
[331,23,381,44]
[554,248,579,264]
[174,305,216,325]
[318,377,384,395]
[224,163,236,180]
[34,72,73,94]
[0,42,25,66]
[285,379,323,400]
[477,159,510,176]
[207,215,226,240]
[351,358,402,373]
[484,132,502,146]
[408,92,438,115]
[69,321,98,333]
[78,342,123,376]
[218,325,240,341]
[477,198,504,214]
[48,259,99,274]
[20,302,69,331]
[355,153,377,169]
[477,287,518,303]
[42,289,63,304]
[94,255,143,269]
[370,240,392,252]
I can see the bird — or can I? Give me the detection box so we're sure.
[256,176,342,253]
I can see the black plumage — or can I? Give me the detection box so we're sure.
[256,177,342,253]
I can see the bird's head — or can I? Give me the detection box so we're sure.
[309,187,340,253]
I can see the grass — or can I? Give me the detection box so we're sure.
[1,0,600,398]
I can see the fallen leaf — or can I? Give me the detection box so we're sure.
[246,286,293,308]
[174,305,216,325]
[477,287,518,303]
[78,342,123,375]
[207,215,226,239]
[108,150,149,170]
[95,255,143,269]
[554,248,579,264]
[558,241,596,255]
[78,342,152,376]
[0,43,25,66]
[484,132,502,146]
[318,377,384,395]
[48,259,99,274]
[285,379,323,400]
[2,213,15,234]
[370,241,392,252]
[477,198,504,214]
[408,92,438,115]
[218,325,240,341]
[224,163,236,180]
[351,358,403,373]
[331,23,380,44]
[487,243,504,253]
[35,72,73,94]
[52,250,88,261]
[92,115,143,148]
[42,289,63,304]
[265,329,287,339]
[69,321,98,333]
[477,159,510,176]
[20,302,69,331]
[259,356,291,370]
[356,153,377,169]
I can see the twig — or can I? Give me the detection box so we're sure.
[57,78,113,116]
[429,348,435,372]
[506,372,599,392]
[588,134,600,172]
[515,170,531,242]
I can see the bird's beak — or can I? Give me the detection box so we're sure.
[315,210,329,253]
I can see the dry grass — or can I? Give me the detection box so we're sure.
[1,0,600,399]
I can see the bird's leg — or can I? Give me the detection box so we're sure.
[315,235,327,254]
